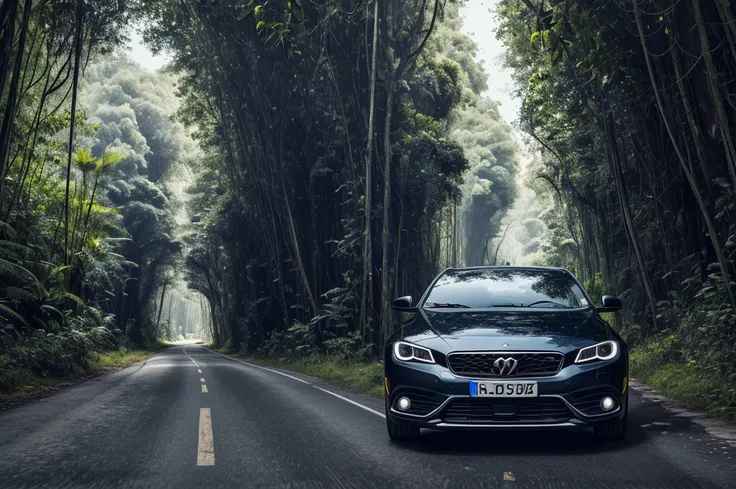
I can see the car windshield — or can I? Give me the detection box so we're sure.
[423,268,590,309]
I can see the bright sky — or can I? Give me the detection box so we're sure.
[127,27,171,71]
[460,0,519,127]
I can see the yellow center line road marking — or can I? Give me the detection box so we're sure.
[201,385,208,393]
[197,408,215,466]
[200,378,206,382]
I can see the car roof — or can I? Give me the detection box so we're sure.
[440,265,571,273]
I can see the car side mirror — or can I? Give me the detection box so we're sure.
[597,295,622,313]
[392,296,417,312]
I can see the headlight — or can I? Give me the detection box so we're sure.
[393,341,435,364]
[574,340,619,364]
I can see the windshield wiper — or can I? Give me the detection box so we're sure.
[490,303,521,307]
[424,302,471,308]
[526,300,566,308]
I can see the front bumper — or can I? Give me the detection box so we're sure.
[385,357,628,431]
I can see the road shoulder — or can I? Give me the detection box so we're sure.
[629,377,736,447]
[0,345,172,411]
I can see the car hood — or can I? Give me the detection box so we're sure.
[401,308,609,354]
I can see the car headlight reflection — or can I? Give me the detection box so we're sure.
[574,340,619,364]
[393,341,436,364]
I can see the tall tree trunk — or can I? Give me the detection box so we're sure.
[0,0,32,182]
[281,182,317,317]
[63,0,84,270]
[0,0,19,100]
[380,69,395,347]
[79,172,101,251]
[715,0,736,65]
[156,281,168,330]
[360,0,379,341]
[453,200,458,267]
[692,0,736,194]
[493,220,515,266]
[604,112,658,332]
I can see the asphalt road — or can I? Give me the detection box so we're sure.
[0,345,734,489]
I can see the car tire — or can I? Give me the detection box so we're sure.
[386,414,420,441]
[594,397,628,441]
[385,396,420,441]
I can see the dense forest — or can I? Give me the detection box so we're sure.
[1,0,734,414]
[0,0,201,389]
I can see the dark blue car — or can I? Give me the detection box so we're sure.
[384,266,628,441]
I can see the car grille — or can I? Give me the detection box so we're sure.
[391,389,445,416]
[447,352,564,377]
[441,397,571,424]
[566,387,620,416]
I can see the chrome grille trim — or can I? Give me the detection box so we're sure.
[433,422,578,428]
[446,351,565,378]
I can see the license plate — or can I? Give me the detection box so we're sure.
[469,381,538,398]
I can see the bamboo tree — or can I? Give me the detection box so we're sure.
[603,109,658,331]
[156,281,169,330]
[492,220,515,266]
[0,0,32,182]
[63,0,84,269]
[360,0,379,339]
[0,1,19,100]
[632,0,736,311]
[692,0,736,195]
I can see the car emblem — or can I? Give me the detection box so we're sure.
[493,357,518,375]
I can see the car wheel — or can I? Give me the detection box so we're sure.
[594,397,628,441]
[385,396,420,441]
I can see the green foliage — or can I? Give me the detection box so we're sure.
[258,323,319,358]
[86,343,168,371]
[0,343,168,400]
[0,308,117,390]
[322,332,373,362]
[0,0,197,395]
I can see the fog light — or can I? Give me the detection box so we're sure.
[397,396,411,411]
[601,396,615,411]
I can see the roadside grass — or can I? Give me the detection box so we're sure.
[86,340,170,371]
[630,346,736,422]
[0,340,171,407]
[211,347,385,399]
